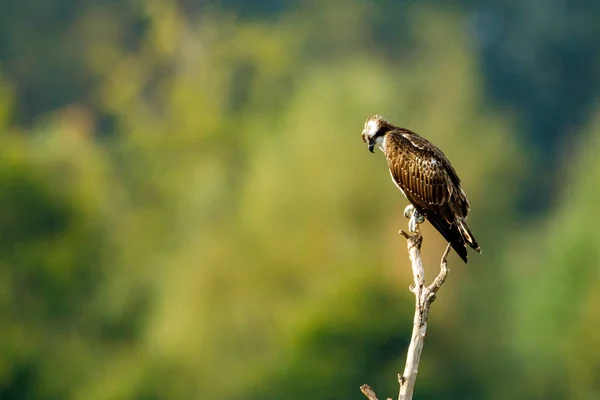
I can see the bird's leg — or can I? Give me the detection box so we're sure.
[404,204,425,233]
[409,213,420,234]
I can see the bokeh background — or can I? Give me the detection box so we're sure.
[1,0,599,399]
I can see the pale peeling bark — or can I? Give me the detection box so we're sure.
[361,230,451,400]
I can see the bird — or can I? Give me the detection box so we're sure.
[361,114,481,263]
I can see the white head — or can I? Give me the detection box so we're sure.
[361,114,390,153]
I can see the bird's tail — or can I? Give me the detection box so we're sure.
[457,218,481,254]
[426,215,469,263]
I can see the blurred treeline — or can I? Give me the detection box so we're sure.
[0,0,599,399]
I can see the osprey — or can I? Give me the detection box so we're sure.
[361,115,481,263]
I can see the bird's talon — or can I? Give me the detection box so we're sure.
[404,204,415,219]
[407,208,425,233]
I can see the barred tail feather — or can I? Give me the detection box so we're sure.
[457,218,481,253]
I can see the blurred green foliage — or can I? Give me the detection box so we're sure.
[0,1,599,399]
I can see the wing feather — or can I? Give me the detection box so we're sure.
[385,131,455,212]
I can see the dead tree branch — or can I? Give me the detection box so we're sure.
[361,230,451,400]
[360,385,380,400]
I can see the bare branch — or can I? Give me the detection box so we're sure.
[361,227,451,400]
[427,243,451,298]
[398,231,427,400]
[360,384,380,400]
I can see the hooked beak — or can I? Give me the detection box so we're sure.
[368,142,374,153]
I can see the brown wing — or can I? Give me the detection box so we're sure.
[385,129,468,218]
[385,129,472,262]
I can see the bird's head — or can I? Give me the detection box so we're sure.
[361,114,391,153]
